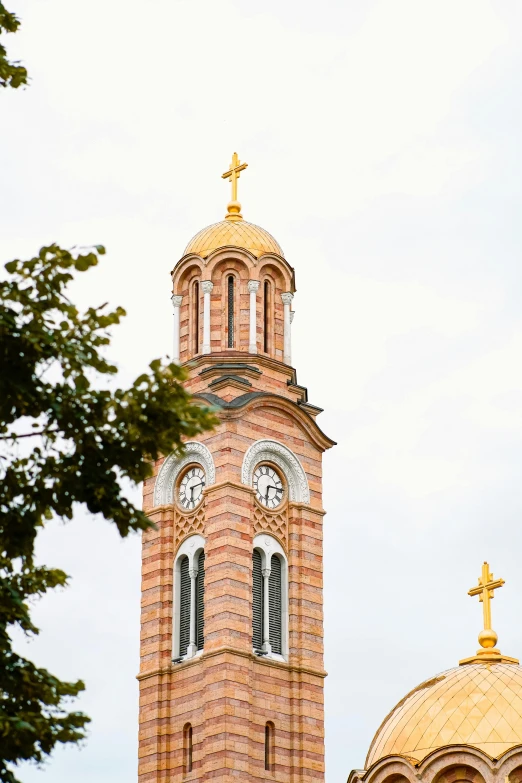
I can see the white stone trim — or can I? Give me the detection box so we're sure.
[153,441,216,507]
[242,439,310,504]
[253,533,289,661]
[247,279,259,354]
[281,291,293,365]
[171,294,183,364]
[173,534,205,660]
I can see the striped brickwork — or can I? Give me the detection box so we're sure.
[139,244,333,782]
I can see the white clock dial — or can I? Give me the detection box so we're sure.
[253,465,284,509]
[179,466,206,510]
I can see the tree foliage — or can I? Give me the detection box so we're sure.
[0,4,27,89]
[0,245,217,781]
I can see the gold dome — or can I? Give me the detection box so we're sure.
[366,663,522,767]
[184,219,284,259]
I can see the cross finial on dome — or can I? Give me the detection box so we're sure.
[460,561,519,666]
[222,152,248,222]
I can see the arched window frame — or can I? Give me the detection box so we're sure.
[173,534,205,660]
[262,275,275,356]
[252,533,289,661]
[220,269,241,351]
[191,277,201,357]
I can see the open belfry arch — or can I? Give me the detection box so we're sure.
[138,154,335,782]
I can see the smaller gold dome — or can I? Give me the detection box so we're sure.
[184,219,284,259]
[366,663,522,767]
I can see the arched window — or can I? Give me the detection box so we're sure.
[252,534,288,659]
[269,555,282,655]
[252,549,263,650]
[263,280,271,353]
[193,280,200,355]
[179,555,191,657]
[173,535,205,660]
[227,275,234,348]
[183,723,193,774]
[196,550,205,651]
[265,722,275,772]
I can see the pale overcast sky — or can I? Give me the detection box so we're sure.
[2,1,522,781]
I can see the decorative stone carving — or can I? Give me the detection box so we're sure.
[241,439,310,504]
[153,441,215,507]
[252,505,288,548]
[201,280,214,294]
[247,280,260,293]
[174,505,206,548]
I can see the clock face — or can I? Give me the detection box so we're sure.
[179,466,206,510]
[253,464,284,509]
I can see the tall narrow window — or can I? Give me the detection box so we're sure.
[179,556,190,657]
[265,722,275,771]
[252,550,263,650]
[227,275,234,348]
[196,550,205,651]
[193,281,199,355]
[269,555,282,655]
[263,280,270,353]
[183,723,193,774]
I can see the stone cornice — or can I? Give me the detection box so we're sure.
[137,646,327,682]
[195,390,335,451]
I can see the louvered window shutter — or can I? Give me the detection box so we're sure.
[269,555,282,654]
[196,551,205,650]
[179,556,190,657]
[252,550,263,649]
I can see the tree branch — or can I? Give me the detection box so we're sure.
[0,428,58,440]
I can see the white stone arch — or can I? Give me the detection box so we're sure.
[153,441,215,507]
[173,534,205,660]
[253,533,289,661]
[241,439,310,503]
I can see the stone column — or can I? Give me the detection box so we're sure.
[187,566,198,657]
[171,294,183,364]
[262,566,272,654]
[247,280,259,354]
[201,281,213,355]
[281,292,294,366]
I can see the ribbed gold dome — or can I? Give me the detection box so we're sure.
[366,663,522,767]
[184,219,284,259]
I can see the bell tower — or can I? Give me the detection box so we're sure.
[138,154,335,783]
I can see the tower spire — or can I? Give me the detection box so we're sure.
[222,151,248,221]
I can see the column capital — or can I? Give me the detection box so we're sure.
[171,294,183,309]
[201,280,214,294]
[188,568,199,579]
[247,279,260,293]
[281,292,294,305]
[262,568,272,578]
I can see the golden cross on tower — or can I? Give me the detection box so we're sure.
[468,561,504,642]
[460,561,518,666]
[222,152,248,222]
